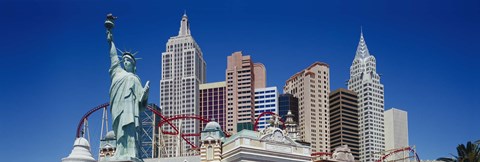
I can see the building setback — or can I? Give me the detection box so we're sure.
[199,82,226,131]
[329,88,360,160]
[254,87,278,131]
[160,13,206,157]
[225,51,266,134]
[348,31,385,162]
[284,62,331,155]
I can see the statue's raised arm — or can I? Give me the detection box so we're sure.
[105,13,148,161]
[105,13,120,71]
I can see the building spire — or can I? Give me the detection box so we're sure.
[178,12,191,36]
[360,26,363,36]
[355,27,370,59]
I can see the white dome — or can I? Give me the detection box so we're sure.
[73,137,90,147]
[62,137,96,162]
[105,131,115,140]
[204,121,221,131]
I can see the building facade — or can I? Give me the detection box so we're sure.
[200,121,224,162]
[253,63,266,88]
[222,129,311,162]
[225,51,265,134]
[160,13,206,157]
[143,121,310,162]
[284,110,299,140]
[99,131,116,161]
[284,62,331,155]
[199,82,227,131]
[254,87,278,131]
[384,108,409,151]
[278,93,299,123]
[347,32,385,162]
[329,88,360,160]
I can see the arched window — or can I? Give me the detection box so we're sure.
[207,146,213,160]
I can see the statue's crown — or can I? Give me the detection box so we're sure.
[118,49,141,63]
[122,52,136,62]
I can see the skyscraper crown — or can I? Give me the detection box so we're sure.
[178,12,191,36]
[355,30,371,59]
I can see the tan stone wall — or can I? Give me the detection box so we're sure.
[284,62,330,153]
[225,52,257,134]
[253,63,266,89]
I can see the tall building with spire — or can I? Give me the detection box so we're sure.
[160,13,206,157]
[348,31,385,162]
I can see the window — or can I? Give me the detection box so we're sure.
[207,146,213,160]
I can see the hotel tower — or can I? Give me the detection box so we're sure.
[348,31,385,162]
[284,62,331,157]
[160,13,206,157]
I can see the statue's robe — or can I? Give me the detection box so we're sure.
[109,62,145,159]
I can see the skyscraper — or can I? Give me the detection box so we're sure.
[329,88,360,160]
[278,93,299,124]
[199,82,226,131]
[160,13,206,157]
[348,31,385,162]
[384,108,409,151]
[225,51,266,134]
[254,87,278,131]
[284,62,331,155]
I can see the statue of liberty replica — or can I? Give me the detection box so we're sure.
[105,13,150,162]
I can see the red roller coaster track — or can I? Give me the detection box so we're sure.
[158,114,209,148]
[376,146,420,162]
[310,146,420,162]
[76,102,109,138]
[76,103,228,149]
[77,104,421,160]
[76,103,177,138]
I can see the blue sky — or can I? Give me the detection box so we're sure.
[0,0,479,161]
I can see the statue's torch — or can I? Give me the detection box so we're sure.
[105,13,117,30]
[105,13,117,42]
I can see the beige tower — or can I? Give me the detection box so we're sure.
[225,51,266,134]
[284,62,330,156]
[253,63,266,89]
[200,121,224,162]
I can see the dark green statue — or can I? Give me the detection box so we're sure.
[105,13,149,161]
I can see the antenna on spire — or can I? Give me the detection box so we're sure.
[360,26,363,36]
[178,10,191,36]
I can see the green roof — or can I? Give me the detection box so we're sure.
[223,129,260,144]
